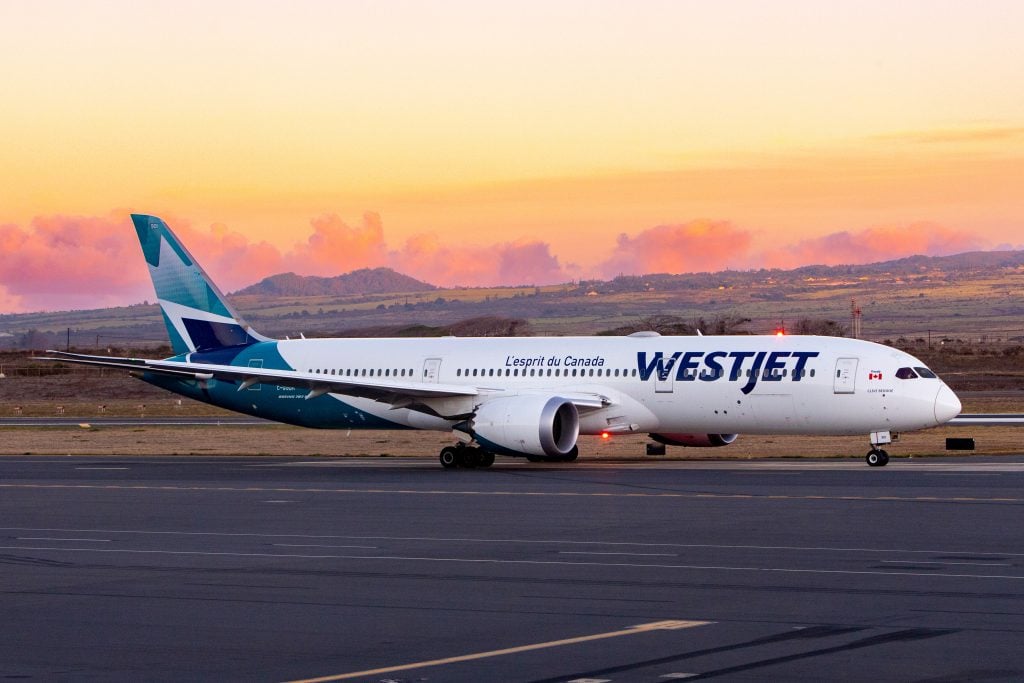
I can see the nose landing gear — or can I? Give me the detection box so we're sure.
[866,448,889,467]
[866,430,893,467]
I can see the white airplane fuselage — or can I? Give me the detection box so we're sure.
[156,333,959,439]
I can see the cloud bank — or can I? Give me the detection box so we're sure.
[0,212,993,313]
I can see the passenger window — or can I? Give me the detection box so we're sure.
[514,369,519,376]
[915,367,937,378]
[457,369,461,376]
[810,369,815,377]
[472,369,478,377]
[895,367,918,379]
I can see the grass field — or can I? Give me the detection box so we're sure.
[0,420,1018,460]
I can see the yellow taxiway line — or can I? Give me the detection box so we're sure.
[285,619,710,683]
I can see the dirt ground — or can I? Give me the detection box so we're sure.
[0,411,1019,460]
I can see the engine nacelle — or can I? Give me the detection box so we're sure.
[471,395,579,457]
[650,433,739,448]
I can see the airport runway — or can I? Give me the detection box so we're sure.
[1,455,1023,682]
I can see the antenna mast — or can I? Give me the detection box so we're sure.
[851,298,862,339]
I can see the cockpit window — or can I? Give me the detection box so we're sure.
[895,367,919,379]
[915,367,937,378]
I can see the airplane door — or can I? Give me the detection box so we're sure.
[833,358,858,394]
[246,359,263,391]
[655,366,674,393]
[423,358,442,383]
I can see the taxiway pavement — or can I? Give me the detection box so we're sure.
[1,455,1022,681]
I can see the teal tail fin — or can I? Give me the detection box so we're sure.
[131,214,268,355]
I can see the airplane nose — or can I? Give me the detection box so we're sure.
[934,384,961,424]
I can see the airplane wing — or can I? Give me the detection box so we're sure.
[38,351,611,411]
[39,350,478,402]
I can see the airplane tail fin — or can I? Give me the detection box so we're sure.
[131,214,269,355]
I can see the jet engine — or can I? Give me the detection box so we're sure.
[471,395,579,457]
[650,433,739,448]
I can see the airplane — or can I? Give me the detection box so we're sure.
[42,214,962,468]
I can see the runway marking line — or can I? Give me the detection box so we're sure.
[7,528,1024,559]
[2,545,1023,581]
[16,537,110,542]
[0,482,1020,504]
[284,620,710,683]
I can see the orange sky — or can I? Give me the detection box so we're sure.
[1,1,1022,312]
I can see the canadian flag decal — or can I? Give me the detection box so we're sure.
[868,371,883,380]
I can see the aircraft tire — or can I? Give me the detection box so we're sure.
[479,451,495,468]
[457,448,478,468]
[439,447,459,469]
[561,446,579,462]
[866,449,888,467]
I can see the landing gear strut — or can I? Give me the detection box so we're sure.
[439,444,495,469]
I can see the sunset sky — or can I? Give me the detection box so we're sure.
[1,0,1022,312]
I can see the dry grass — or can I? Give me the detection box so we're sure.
[0,420,1017,460]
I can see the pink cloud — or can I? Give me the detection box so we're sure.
[598,220,754,278]
[392,235,568,287]
[0,284,22,311]
[0,211,996,314]
[758,222,986,269]
[0,211,572,311]
[0,212,149,311]
[170,219,286,293]
[284,212,389,277]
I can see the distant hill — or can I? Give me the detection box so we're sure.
[592,250,1024,294]
[234,268,435,297]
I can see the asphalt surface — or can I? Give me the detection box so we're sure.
[1,455,1023,682]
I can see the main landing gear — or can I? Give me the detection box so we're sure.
[439,444,495,469]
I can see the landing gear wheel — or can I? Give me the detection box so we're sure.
[563,446,579,462]
[439,446,459,469]
[478,451,495,468]
[457,447,478,468]
[526,454,546,463]
[866,449,889,467]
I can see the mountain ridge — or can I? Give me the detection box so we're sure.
[233,267,436,297]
